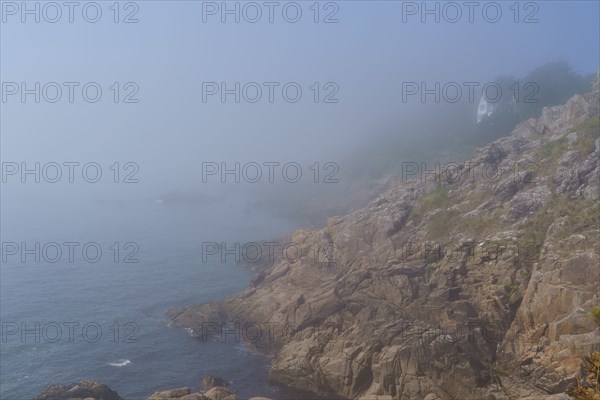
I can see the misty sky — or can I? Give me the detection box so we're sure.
[1,1,599,201]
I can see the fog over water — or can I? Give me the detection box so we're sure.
[1,1,599,399]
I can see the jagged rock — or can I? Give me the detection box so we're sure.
[482,143,506,164]
[508,185,551,220]
[170,88,600,399]
[536,93,599,136]
[148,388,192,399]
[513,118,542,139]
[582,165,600,199]
[148,387,207,400]
[491,170,534,203]
[33,380,124,400]
[202,376,229,390]
[203,387,238,400]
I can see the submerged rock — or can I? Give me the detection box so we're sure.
[202,375,229,391]
[32,380,124,400]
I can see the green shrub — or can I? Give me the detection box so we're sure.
[425,209,461,240]
[591,307,600,326]
[572,116,600,156]
[505,283,519,296]
[567,308,600,399]
[535,136,569,165]
[419,187,452,212]
[568,352,600,399]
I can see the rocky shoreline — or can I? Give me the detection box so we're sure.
[35,83,599,399]
[33,376,273,400]
[168,87,600,399]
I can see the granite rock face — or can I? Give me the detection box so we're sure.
[169,86,600,399]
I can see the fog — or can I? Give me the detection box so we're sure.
[2,1,599,224]
[1,1,600,399]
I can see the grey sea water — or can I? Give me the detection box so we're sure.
[0,193,298,400]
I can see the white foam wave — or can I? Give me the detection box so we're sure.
[107,359,131,367]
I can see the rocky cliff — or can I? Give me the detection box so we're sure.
[169,85,600,400]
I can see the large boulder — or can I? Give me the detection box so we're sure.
[203,387,238,400]
[148,387,207,400]
[33,380,124,400]
[202,376,229,391]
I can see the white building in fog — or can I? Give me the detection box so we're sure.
[477,92,518,124]
[477,96,496,124]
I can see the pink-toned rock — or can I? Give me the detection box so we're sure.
[170,88,600,399]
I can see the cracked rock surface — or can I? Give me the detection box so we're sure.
[169,86,600,399]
